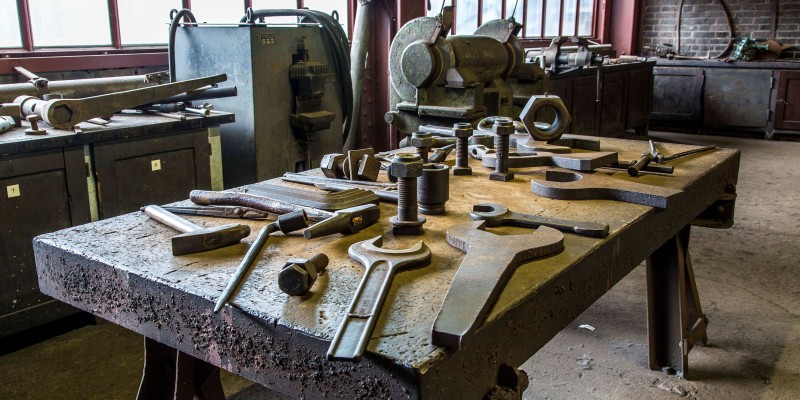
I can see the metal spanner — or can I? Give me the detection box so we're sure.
[470,203,610,238]
[327,236,431,362]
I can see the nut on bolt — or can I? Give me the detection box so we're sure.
[278,253,329,296]
[489,117,515,182]
[411,132,434,163]
[388,153,426,235]
[451,122,473,176]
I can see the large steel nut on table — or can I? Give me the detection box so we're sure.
[519,94,571,141]
[432,220,564,350]
[327,236,431,361]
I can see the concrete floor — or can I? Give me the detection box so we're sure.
[1,131,798,399]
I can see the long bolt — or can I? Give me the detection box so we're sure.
[389,153,425,235]
[489,118,515,182]
[452,122,473,175]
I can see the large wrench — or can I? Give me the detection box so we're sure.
[432,221,564,350]
[327,236,431,361]
[470,203,609,238]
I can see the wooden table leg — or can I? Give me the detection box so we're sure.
[136,337,225,400]
[646,225,708,378]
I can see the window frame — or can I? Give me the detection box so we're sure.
[448,0,600,46]
[1,0,353,74]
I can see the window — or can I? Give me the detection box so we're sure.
[427,0,596,39]
[1,0,352,51]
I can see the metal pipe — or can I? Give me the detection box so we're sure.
[0,75,161,103]
[168,9,198,82]
[345,0,373,151]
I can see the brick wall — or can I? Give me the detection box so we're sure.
[642,0,800,59]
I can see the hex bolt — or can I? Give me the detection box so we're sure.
[411,132,433,163]
[278,253,330,296]
[489,118,515,182]
[388,153,426,235]
[451,123,473,175]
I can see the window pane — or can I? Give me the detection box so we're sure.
[0,0,22,48]
[544,0,561,37]
[29,0,111,47]
[578,0,594,36]
[119,1,181,45]
[525,0,543,38]
[251,0,302,24]
[455,0,477,34]
[304,0,349,37]
[505,0,523,22]
[190,0,246,24]
[428,0,451,17]
[561,0,577,36]
[482,1,501,23]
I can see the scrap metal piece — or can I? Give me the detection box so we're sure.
[530,169,684,209]
[190,190,334,222]
[481,150,618,171]
[432,220,564,349]
[470,203,609,238]
[245,182,379,211]
[327,236,432,361]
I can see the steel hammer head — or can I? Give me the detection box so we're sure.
[303,204,380,239]
[172,223,251,256]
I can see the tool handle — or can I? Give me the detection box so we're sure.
[190,190,334,222]
[142,205,202,233]
[213,223,277,313]
[627,153,653,177]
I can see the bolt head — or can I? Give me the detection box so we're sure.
[278,263,314,296]
[410,132,433,148]
[492,117,515,136]
[452,123,474,138]
[356,155,380,181]
[490,171,515,182]
[320,153,346,178]
[388,153,423,178]
[452,166,472,175]
[49,104,74,125]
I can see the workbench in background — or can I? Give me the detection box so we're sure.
[651,59,800,138]
[0,112,232,338]
[32,136,739,398]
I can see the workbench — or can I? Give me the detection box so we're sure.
[1,112,231,338]
[32,136,739,399]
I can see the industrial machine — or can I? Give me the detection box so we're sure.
[385,7,545,136]
[174,10,350,188]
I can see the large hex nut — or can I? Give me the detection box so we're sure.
[321,153,347,179]
[388,153,424,178]
[519,95,572,141]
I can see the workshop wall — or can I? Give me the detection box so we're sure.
[641,0,800,59]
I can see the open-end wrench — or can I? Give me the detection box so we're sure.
[470,203,609,238]
[432,221,564,350]
[327,236,431,362]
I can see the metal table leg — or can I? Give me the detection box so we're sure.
[137,337,225,400]
[646,225,709,378]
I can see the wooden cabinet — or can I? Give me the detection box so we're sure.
[544,61,654,136]
[775,70,800,130]
[0,114,230,337]
[651,60,800,137]
[0,148,90,336]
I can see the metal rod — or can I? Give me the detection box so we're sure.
[214,223,277,313]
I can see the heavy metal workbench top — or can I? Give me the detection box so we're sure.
[33,136,740,399]
[0,111,234,156]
